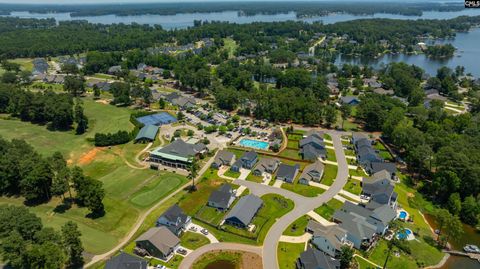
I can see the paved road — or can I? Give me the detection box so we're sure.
[262,132,349,269]
[85,151,219,268]
[179,243,263,269]
[178,132,350,269]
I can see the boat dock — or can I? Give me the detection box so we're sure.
[444,250,480,262]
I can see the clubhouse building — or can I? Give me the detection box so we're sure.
[149,139,207,170]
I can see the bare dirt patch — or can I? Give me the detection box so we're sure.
[241,252,262,269]
[95,99,110,105]
[78,148,101,165]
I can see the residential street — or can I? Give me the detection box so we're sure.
[178,131,350,269]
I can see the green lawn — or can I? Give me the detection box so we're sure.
[324,134,332,140]
[355,256,377,269]
[321,165,338,186]
[287,133,304,140]
[373,142,394,161]
[287,140,299,149]
[180,232,210,250]
[246,173,264,183]
[350,168,368,177]
[192,251,242,269]
[224,169,241,178]
[278,149,301,159]
[129,173,187,208]
[195,206,225,225]
[278,242,305,269]
[327,148,337,162]
[283,215,310,236]
[343,178,362,195]
[314,199,343,221]
[281,180,325,197]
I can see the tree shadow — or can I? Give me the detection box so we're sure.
[86,209,105,219]
[53,199,73,214]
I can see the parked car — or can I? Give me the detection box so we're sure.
[201,229,209,235]
[155,265,166,269]
[189,226,197,232]
[177,248,187,255]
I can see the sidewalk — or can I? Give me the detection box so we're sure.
[339,190,361,202]
[273,179,283,188]
[279,233,312,243]
[307,211,335,226]
[309,181,329,190]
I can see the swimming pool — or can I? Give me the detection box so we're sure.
[239,139,269,150]
[397,228,413,240]
[399,211,408,219]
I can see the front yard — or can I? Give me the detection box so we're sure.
[283,215,311,236]
[277,242,305,269]
[314,199,343,221]
[321,164,338,186]
[281,180,325,197]
[180,231,210,250]
[343,178,362,195]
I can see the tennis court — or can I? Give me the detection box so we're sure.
[136,112,177,126]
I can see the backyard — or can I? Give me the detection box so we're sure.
[314,199,343,221]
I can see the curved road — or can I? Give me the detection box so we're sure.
[179,132,350,269]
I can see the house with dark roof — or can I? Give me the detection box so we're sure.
[252,158,280,176]
[211,150,236,169]
[230,151,258,172]
[224,194,263,228]
[333,201,396,249]
[134,125,159,143]
[303,130,324,140]
[276,163,300,183]
[149,139,207,170]
[135,226,180,260]
[165,92,196,109]
[367,162,397,177]
[208,184,236,211]
[362,170,398,209]
[296,247,340,269]
[351,133,368,145]
[156,204,191,235]
[307,220,349,258]
[300,135,327,161]
[299,161,325,185]
[356,146,382,169]
[340,96,360,106]
[105,252,147,269]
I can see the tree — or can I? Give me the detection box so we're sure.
[435,208,451,241]
[339,246,354,269]
[1,71,17,84]
[74,99,88,135]
[461,196,480,226]
[444,214,464,245]
[93,85,101,99]
[26,241,66,269]
[62,221,84,268]
[61,63,79,75]
[324,105,337,127]
[177,111,185,121]
[63,76,85,97]
[447,193,462,216]
[20,159,53,202]
[188,157,199,191]
[340,105,351,130]
[159,98,166,109]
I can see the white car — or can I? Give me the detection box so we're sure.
[201,228,209,235]
[155,265,166,269]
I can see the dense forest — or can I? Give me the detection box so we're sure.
[0,205,84,268]
[356,63,480,227]
[0,2,465,17]
[0,15,479,58]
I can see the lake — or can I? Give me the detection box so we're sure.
[2,9,480,30]
[335,27,480,77]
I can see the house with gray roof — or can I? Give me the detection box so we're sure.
[108,65,122,75]
[134,125,159,143]
[303,130,324,140]
[156,204,191,235]
[333,201,396,249]
[367,162,397,177]
[165,92,196,109]
[356,146,382,169]
[208,184,236,211]
[296,247,340,269]
[224,194,263,228]
[300,135,327,161]
[307,220,349,258]
[211,150,235,169]
[340,96,360,106]
[135,226,180,260]
[276,163,300,183]
[230,151,258,172]
[299,161,324,185]
[252,158,280,176]
[149,139,207,170]
[351,133,368,145]
[362,170,398,209]
[105,252,147,269]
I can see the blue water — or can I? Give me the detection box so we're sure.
[399,211,407,219]
[397,228,412,240]
[239,139,269,150]
[2,10,480,30]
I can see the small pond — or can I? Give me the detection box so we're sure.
[204,260,237,269]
